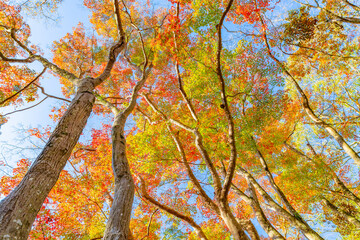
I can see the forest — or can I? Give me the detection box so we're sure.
[0,0,360,239]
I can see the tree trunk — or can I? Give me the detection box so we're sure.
[219,205,250,240]
[0,81,95,240]
[102,114,135,240]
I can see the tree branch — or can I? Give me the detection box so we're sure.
[140,178,209,240]
[0,67,46,106]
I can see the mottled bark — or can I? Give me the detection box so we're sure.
[232,184,285,240]
[219,204,250,240]
[0,80,95,240]
[237,219,260,240]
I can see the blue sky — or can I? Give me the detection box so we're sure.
[0,0,92,168]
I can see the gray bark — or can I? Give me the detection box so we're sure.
[238,169,324,240]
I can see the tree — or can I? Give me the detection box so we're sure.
[1,0,360,239]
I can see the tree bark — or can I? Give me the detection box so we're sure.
[102,115,135,240]
[219,204,250,240]
[0,80,95,240]
[102,49,150,238]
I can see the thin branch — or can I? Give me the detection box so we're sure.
[251,136,299,217]
[8,28,79,83]
[140,178,209,240]
[34,83,71,103]
[3,97,48,117]
[166,124,220,214]
[261,16,360,166]
[0,68,46,106]
[142,94,222,194]
[140,208,159,240]
[322,198,360,228]
[0,51,35,63]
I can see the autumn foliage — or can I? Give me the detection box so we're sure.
[1,0,360,239]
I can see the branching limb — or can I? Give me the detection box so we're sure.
[140,208,159,240]
[237,168,324,240]
[142,94,222,195]
[140,178,209,240]
[261,17,360,166]
[166,124,220,214]
[285,142,360,206]
[2,97,48,117]
[215,0,237,202]
[7,28,79,82]
[34,83,71,103]
[251,136,298,217]
[0,51,35,63]
[173,3,198,122]
[247,183,286,240]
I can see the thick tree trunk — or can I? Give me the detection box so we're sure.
[0,81,95,240]
[102,114,135,240]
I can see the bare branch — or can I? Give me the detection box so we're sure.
[140,208,159,240]
[0,67,46,106]
[34,83,71,103]
[3,97,48,117]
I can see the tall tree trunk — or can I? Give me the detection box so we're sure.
[102,57,150,239]
[102,114,135,240]
[0,80,95,240]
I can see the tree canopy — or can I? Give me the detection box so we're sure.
[1,0,360,239]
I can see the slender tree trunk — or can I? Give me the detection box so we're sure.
[239,169,324,240]
[237,219,260,240]
[0,80,95,240]
[102,60,149,239]
[102,114,135,240]
[246,183,285,240]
